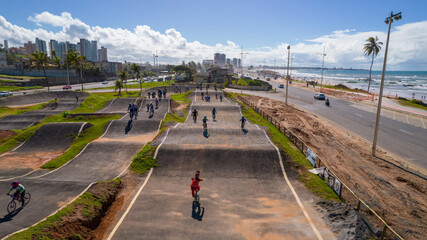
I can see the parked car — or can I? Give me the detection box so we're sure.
[63,85,72,90]
[0,91,13,97]
[314,93,326,100]
[266,78,271,81]
[278,84,284,88]
[102,81,108,84]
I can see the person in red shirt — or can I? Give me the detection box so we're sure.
[190,171,203,197]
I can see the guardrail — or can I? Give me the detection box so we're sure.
[237,95,404,240]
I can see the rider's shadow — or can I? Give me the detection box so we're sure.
[191,204,205,221]
[125,120,133,134]
[0,207,23,223]
[203,130,210,138]
[242,129,249,134]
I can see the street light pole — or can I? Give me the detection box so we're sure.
[372,11,402,156]
[320,45,326,90]
[285,45,290,106]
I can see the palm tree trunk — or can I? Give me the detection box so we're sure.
[139,77,142,95]
[367,55,374,92]
[43,67,50,92]
[125,79,128,92]
[80,67,84,91]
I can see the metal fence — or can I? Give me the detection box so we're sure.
[237,95,404,240]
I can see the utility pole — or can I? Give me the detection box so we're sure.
[290,56,294,77]
[285,45,290,106]
[372,11,402,156]
[319,45,326,90]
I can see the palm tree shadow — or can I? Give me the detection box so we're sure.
[191,203,205,221]
[0,207,23,223]
[125,120,133,134]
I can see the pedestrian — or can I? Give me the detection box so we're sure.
[148,92,150,99]
[155,98,159,109]
[133,104,139,120]
[215,93,218,99]
[150,103,154,116]
[164,88,167,98]
[129,104,134,120]
[76,94,79,102]
[152,92,156,99]
[201,92,204,100]
[220,95,223,102]
[146,103,150,112]
[54,98,58,108]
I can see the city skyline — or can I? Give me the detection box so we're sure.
[0,1,426,70]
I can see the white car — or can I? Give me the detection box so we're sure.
[102,81,108,84]
[0,91,13,97]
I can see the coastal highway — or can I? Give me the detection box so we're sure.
[229,74,427,172]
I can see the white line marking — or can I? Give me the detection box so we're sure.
[2,182,96,240]
[106,168,153,240]
[393,112,396,121]
[398,129,413,135]
[261,129,323,240]
[154,128,170,159]
[355,113,363,118]
[174,123,180,128]
[406,115,409,124]
[421,118,426,129]
[98,98,116,113]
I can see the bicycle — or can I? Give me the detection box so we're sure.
[7,192,31,213]
[203,122,207,132]
[212,113,216,121]
[193,190,200,205]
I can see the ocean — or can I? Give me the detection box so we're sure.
[269,69,427,100]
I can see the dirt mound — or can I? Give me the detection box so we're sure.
[40,180,122,240]
[316,201,373,240]
[240,94,427,240]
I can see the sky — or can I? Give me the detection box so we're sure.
[1,0,427,70]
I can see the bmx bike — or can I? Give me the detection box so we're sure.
[193,190,200,205]
[7,192,31,213]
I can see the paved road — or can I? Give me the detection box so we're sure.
[108,90,335,240]
[228,77,427,172]
[0,97,168,238]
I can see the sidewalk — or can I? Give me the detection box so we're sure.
[361,97,427,118]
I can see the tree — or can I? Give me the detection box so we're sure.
[131,63,142,93]
[115,79,123,96]
[51,50,61,69]
[172,65,195,82]
[66,50,85,91]
[118,70,128,92]
[364,36,383,93]
[30,51,50,91]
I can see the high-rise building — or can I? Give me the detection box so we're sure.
[49,40,59,57]
[35,38,47,53]
[226,58,231,66]
[91,41,98,62]
[232,58,241,68]
[58,42,67,59]
[76,43,81,54]
[3,40,8,53]
[97,49,102,62]
[24,41,37,54]
[101,46,107,62]
[214,53,226,68]
[80,39,91,60]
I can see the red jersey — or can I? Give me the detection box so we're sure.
[190,177,202,188]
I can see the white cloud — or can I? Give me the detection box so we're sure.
[2,12,427,70]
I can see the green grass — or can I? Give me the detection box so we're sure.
[231,92,340,201]
[170,89,192,104]
[0,85,43,92]
[7,178,121,240]
[323,84,369,94]
[0,102,49,119]
[130,142,158,174]
[160,90,192,132]
[0,74,45,80]
[0,125,44,154]
[41,114,121,169]
[397,98,427,110]
[71,91,140,113]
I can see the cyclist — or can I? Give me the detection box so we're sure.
[6,181,25,206]
[212,107,217,121]
[155,98,159,109]
[219,95,223,102]
[240,116,246,129]
[192,109,198,123]
[201,92,204,100]
[191,171,203,198]
[202,116,208,131]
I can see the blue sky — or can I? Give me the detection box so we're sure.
[1,0,427,69]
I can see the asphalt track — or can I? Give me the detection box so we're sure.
[0,97,169,238]
[0,92,88,130]
[109,90,334,239]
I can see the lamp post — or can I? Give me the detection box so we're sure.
[240,46,249,93]
[318,45,326,90]
[285,45,290,106]
[372,11,402,156]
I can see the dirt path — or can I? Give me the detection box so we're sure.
[240,94,426,240]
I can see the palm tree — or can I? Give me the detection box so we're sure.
[118,70,128,93]
[66,50,85,91]
[115,79,123,96]
[30,51,50,91]
[363,36,383,93]
[131,63,142,94]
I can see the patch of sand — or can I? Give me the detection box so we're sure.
[0,151,63,170]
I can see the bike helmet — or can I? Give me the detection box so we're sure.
[11,181,19,188]
[195,171,200,178]
[204,116,207,119]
